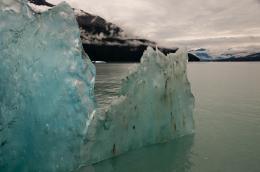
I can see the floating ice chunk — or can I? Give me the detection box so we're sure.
[0,0,194,170]
[82,47,195,165]
[0,1,95,171]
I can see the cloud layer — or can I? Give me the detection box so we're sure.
[49,0,260,49]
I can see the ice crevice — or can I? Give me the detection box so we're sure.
[0,0,194,171]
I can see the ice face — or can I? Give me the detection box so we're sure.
[0,1,95,171]
[82,47,195,165]
[0,0,194,171]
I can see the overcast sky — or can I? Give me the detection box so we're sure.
[49,0,260,49]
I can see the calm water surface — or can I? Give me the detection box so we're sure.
[84,63,260,172]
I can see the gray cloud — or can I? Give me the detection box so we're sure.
[49,0,260,49]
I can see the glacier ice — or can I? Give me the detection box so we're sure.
[0,0,95,171]
[0,0,194,171]
[82,47,195,165]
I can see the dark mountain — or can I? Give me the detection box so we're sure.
[213,53,260,62]
[189,48,260,62]
[29,0,54,7]
[28,0,200,62]
[187,53,201,62]
[73,9,184,62]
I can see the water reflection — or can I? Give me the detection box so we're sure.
[78,135,194,172]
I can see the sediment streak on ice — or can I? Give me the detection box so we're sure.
[0,0,194,170]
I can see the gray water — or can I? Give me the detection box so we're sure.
[87,63,260,172]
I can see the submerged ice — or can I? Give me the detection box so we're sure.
[0,0,194,171]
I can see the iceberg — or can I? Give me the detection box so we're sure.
[0,1,95,171]
[82,47,195,165]
[0,0,194,171]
